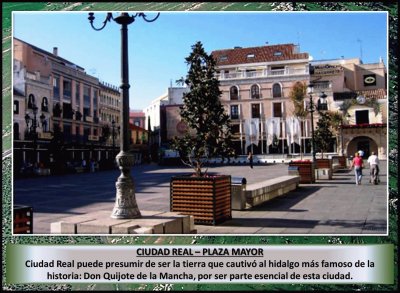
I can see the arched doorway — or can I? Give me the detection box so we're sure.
[346,136,378,158]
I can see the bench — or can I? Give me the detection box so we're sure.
[232,175,300,210]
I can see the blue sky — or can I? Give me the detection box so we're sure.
[13,11,388,111]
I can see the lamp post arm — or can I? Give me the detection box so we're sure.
[88,12,113,31]
[138,12,160,22]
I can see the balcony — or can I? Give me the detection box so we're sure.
[216,67,308,81]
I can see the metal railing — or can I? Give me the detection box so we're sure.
[217,68,308,80]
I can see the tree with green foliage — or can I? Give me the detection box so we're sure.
[100,125,111,144]
[172,41,235,176]
[314,111,334,158]
[289,81,308,158]
[327,111,344,154]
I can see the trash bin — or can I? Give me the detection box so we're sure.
[288,166,299,176]
[231,177,247,210]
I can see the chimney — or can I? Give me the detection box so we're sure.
[53,47,58,56]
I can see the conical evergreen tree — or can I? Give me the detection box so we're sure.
[314,111,333,158]
[173,41,234,176]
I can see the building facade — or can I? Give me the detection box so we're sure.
[13,37,123,174]
[310,57,387,159]
[129,110,146,128]
[99,81,121,159]
[212,43,310,155]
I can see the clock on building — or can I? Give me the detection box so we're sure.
[356,95,366,105]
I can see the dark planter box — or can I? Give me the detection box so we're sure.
[316,158,332,169]
[13,205,33,234]
[288,162,315,183]
[332,156,347,168]
[170,175,232,225]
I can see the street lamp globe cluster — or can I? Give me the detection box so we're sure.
[25,104,45,164]
[307,84,328,163]
[88,12,159,219]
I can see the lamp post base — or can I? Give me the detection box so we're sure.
[111,151,141,219]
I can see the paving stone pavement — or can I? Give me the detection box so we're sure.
[13,161,388,235]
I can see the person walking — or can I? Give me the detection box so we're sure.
[367,151,380,184]
[247,151,253,169]
[90,159,96,173]
[350,152,364,185]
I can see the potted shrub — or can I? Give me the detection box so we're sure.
[170,41,235,225]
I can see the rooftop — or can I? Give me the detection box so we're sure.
[14,37,85,72]
[211,44,309,66]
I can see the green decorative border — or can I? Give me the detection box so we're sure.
[2,2,398,291]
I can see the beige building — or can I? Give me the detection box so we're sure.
[310,57,387,159]
[212,43,310,155]
[99,81,121,149]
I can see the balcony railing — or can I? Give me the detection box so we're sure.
[216,67,308,80]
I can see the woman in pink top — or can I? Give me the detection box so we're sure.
[350,152,364,185]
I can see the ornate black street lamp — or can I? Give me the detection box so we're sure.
[25,104,45,164]
[307,85,329,163]
[307,84,317,163]
[88,12,160,219]
[111,119,116,159]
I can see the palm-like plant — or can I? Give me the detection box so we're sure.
[289,81,308,158]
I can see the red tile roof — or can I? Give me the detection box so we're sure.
[211,44,309,66]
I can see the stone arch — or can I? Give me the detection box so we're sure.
[344,135,379,159]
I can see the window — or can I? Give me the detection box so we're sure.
[76,83,80,102]
[28,94,35,109]
[230,105,239,119]
[63,103,73,119]
[13,123,19,140]
[230,86,239,100]
[83,107,90,120]
[63,124,72,140]
[41,97,48,112]
[274,51,283,56]
[231,124,240,135]
[273,103,282,117]
[251,84,260,99]
[63,79,72,99]
[355,110,369,125]
[83,85,90,107]
[93,90,98,120]
[219,55,228,61]
[14,101,19,114]
[272,83,282,98]
[84,126,90,140]
[53,76,60,100]
[251,104,260,118]
[247,53,255,58]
